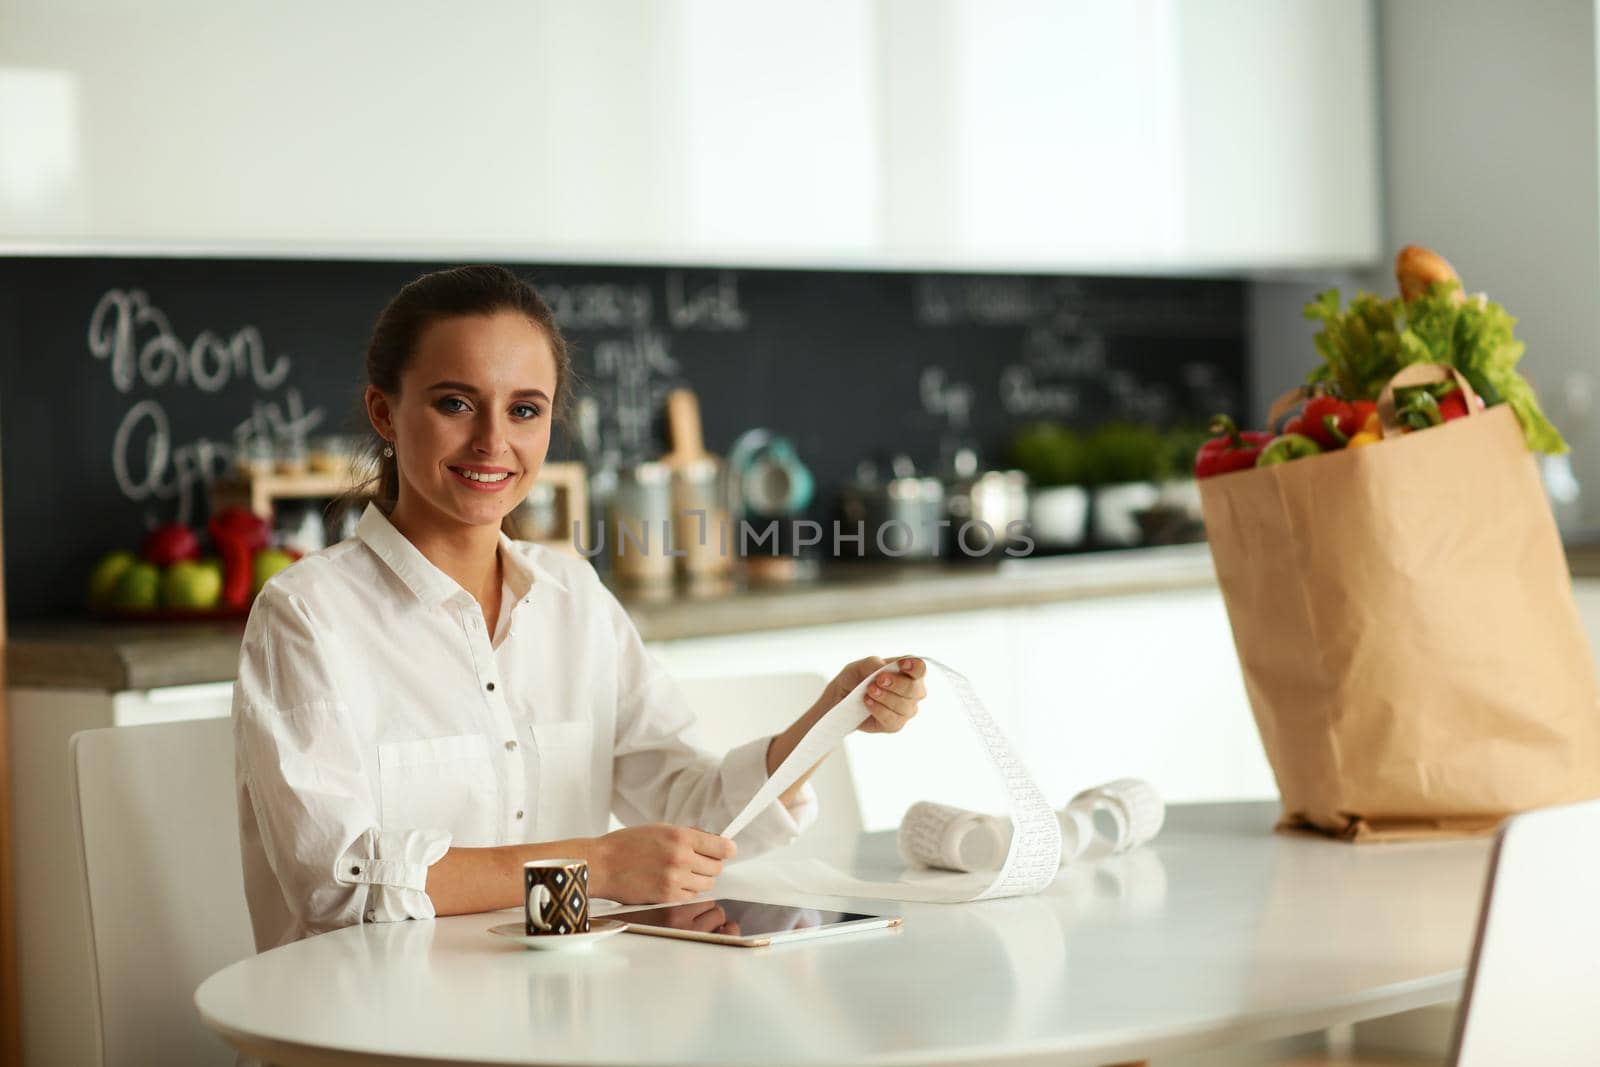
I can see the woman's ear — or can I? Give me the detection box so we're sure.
[365,385,394,443]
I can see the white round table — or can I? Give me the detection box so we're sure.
[196,802,1492,1066]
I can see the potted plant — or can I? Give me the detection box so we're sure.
[1009,423,1091,549]
[1083,423,1166,546]
[1138,424,1209,544]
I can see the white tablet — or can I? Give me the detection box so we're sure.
[609,898,902,947]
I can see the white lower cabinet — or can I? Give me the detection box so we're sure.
[1012,590,1275,806]
[646,587,1278,831]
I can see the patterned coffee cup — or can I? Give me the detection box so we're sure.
[524,859,590,936]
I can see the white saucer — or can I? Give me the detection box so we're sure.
[488,918,627,951]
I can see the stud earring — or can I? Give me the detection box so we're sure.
[382,443,394,458]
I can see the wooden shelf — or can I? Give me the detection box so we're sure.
[210,462,588,555]
[212,469,355,514]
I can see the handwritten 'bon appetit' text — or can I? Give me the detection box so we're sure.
[88,289,323,526]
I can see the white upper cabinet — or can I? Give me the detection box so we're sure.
[0,0,1379,270]
[879,0,1381,271]
[1172,0,1381,269]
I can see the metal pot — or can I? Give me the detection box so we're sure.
[839,458,945,560]
[607,462,674,585]
[508,481,560,542]
[945,453,1030,557]
[671,457,732,579]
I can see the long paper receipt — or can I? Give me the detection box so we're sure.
[720,658,1062,900]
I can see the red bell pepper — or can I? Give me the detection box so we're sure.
[1195,416,1273,479]
[208,506,273,609]
[1287,395,1360,450]
[1437,390,1469,422]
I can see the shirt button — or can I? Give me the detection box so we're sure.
[486,682,496,692]
[350,864,362,875]
[365,910,376,922]
[515,810,525,819]
[505,739,518,751]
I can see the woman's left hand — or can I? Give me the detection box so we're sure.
[768,656,929,793]
[822,656,928,734]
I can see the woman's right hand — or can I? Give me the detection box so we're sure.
[587,825,737,903]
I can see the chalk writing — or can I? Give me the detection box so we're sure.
[542,282,653,331]
[919,366,973,422]
[999,332,1104,418]
[89,287,321,525]
[88,289,291,394]
[914,276,1052,327]
[592,329,680,463]
[666,271,749,331]
[110,390,323,527]
[1000,365,1081,417]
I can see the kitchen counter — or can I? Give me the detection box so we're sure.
[1563,541,1600,579]
[6,544,1219,691]
[16,538,1600,693]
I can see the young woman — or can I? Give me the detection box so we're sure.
[232,266,927,950]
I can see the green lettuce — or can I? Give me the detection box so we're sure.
[1302,283,1566,454]
[1303,289,1405,402]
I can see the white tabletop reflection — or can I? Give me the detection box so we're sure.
[196,802,1491,1067]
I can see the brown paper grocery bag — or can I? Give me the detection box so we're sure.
[1200,366,1600,840]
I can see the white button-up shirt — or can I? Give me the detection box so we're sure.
[234,504,815,951]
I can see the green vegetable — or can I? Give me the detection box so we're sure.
[1009,423,1090,487]
[1084,422,1170,485]
[1303,289,1406,402]
[1302,282,1566,454]
[1256,434,1322,467]
[1402,283,1561,452]
[1163,424,1214,480]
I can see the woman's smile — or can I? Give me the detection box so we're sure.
[447,464,516,491]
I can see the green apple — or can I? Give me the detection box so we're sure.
[162,560,223,611]
[87,550,137,609]
[110,561,162,612]
[251,548,297,596]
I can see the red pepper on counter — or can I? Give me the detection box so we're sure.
[1195,416,1273,479]
[208,506,272,609]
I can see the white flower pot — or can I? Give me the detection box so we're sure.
[1028,486,1090,548]
[1091,481,1161,546]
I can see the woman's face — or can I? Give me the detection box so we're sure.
[368,310,558,532]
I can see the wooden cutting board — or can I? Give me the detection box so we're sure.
[659,387,710,471]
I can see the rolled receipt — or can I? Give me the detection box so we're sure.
[721,658,1062,900]
[900,777,1165,873]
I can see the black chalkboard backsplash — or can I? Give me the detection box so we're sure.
[0,256,1245,620]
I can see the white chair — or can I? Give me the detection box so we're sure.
[675,671,863,862]
[1447,795,1600,1066]
[70,718,255,1067]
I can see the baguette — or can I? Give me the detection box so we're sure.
[1395,244,1464,304]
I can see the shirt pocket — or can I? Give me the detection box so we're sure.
[527,720,596,838]
[377,733,499,845]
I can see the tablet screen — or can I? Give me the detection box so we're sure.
[615,898,881,940]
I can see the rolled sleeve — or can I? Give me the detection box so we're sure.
[341,829,453,923]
